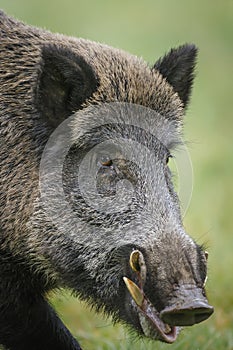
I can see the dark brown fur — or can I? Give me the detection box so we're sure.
[0,10,212,350]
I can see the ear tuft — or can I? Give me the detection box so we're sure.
[36,45,99,129]
[154,44,198,108]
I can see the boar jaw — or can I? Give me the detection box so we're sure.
[123,276,178,343]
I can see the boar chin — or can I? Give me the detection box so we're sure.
[123,276,179,343]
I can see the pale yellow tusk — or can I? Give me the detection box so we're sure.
[129,250,147,285]
[129,250,141,272]
[123,277,144,307]
[203,275,208,287]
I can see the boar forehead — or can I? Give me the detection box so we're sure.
[71,102,182,151]
[66,38,184,117]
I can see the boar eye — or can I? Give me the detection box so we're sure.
[204,251,209,260]
[99,156,113,167]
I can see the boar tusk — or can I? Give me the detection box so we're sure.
[129,250,141,272]
[129,250,147,285]
[203,275,208,287]
[123,277,144,307]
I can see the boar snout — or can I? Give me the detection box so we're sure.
[160,285,214,326]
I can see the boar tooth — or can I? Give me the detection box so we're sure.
[123,277,144,307]
[129,250,141,272]
[164,324,172,334]
[129,250,147,285]
[203,275,208,287]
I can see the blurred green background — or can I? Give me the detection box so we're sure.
[0,1,232,349]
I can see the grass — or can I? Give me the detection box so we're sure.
[1,1,232,349]
[51,292,233,350]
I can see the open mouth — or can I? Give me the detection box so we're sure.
[123,276,178,343]
[123,249,179,343]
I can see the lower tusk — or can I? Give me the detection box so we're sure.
[203,275,208,287]
[123,277,144,307]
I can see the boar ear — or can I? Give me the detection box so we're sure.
[153,44,198,108]
[36,45,98,129]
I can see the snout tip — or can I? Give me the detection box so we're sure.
[160,300,214,326]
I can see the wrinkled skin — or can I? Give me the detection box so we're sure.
[0,11,213,350]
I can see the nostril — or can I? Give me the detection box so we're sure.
[160,304,214,326]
